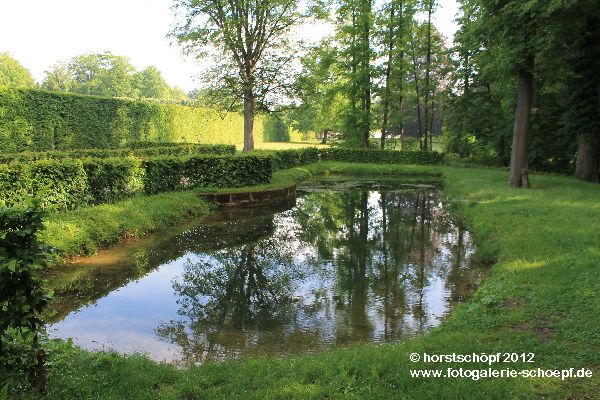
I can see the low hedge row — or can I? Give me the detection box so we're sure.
[0,154,272,211]
[266,148,444,171]
[142,155,272,195]
[320,148,445,165]
[0,144,236,164]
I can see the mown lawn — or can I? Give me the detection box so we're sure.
[241,141,330,151]
[15,163,600,399]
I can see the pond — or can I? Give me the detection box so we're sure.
[48,177,485,366]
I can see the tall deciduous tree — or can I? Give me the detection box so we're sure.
[171,0,322,151]
[337,0,373,147]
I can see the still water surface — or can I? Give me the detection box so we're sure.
[49,178,483,365]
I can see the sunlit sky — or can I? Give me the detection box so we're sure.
[0,0,459,92]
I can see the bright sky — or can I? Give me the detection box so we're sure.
[0,0,459,92]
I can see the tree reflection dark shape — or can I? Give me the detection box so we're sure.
[150,184,477,364]
[156,243,296,363]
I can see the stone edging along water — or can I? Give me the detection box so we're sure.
[197,184,297,209]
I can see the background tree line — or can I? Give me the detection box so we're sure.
[0,51,189,102]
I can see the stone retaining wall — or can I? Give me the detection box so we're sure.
[198,184,297,209]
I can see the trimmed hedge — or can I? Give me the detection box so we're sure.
[0,88,267,152]
[264,147,445,171]
[0,144,236,164]
[268,148,321,170]
[0,154,272,211]
[142,155,272,194]
[320,148,445,165]
[83,157,144,204]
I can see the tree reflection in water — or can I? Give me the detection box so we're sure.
[155,184,477,365]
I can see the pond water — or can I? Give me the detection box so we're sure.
[48,178,484,366]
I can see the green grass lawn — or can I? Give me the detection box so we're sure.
[14,163,600,399]
[237,141,330,151]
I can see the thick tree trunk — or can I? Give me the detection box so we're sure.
[508,64,534,188]
[575,135,599,182]
[243,91,255,152]
[321,129,329,144]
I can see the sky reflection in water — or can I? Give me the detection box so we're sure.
[49,179,480,365]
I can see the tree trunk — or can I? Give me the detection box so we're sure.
[508,63,534,188]
[361,0,371,149]
[321,129,329,144]
[380,4,395,150]
[243,90,255,152]
[575,135,599,182]
[423,0,433,152]
[400,123,404,150]
[410,35,423,150]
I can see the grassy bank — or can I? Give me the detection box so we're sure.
[18,163,600,399]
[41,191,212,260]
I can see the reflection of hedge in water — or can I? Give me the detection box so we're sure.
[48,215,276,322]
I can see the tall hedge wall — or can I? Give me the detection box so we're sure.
[0,88,267,152]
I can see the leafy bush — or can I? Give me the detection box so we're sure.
[0,144,236,164]
[28,160,89,211]
[0,160,88,211]
[82,157,144,204]
[320,148,445,165]
[266,148,321,170]
[0,200,53,392]
[142,155,272,194]
[263,147,444,170]
[0,154,272,211]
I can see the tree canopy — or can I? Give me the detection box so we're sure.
[0,53,35,88]
[42,51,189,102]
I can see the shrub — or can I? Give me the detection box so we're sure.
[266,148,321,171]
[0,200,53,392]
[0,163,30,208]
[142,155,272,194]
[82,157,144,204]
[319,148,445,165]
[0,160,89,211]
[0,144,236,164]
[28,160,89,211]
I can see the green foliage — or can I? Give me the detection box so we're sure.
[446,0,600,175]
[321,147,444,165]
[0,160,88,212]
[0,144,236,164]
[1,153,272,211]
[40,191,211,259]
[142,155,273,194]
[261,148,443,171]
[0,200,52,390]
[0,88,266,152]
[0,53,35,88]
[267,148,321,170]
[82,157,144,204]
[41,52,187,102]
